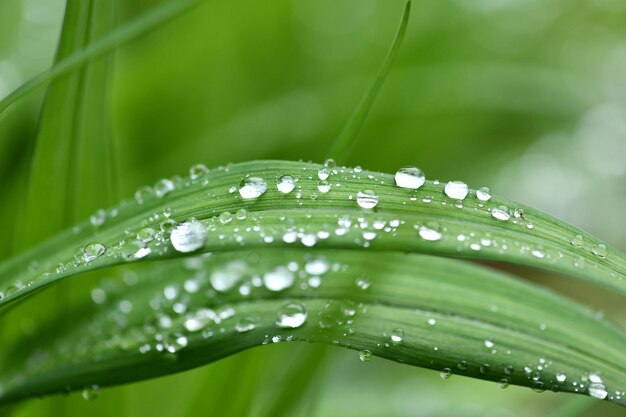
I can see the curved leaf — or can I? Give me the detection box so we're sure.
[1,250,623,405]
[0,160,624,308]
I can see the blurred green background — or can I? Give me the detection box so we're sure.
[0,0,624,416]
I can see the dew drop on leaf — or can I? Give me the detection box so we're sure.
[491,206,511,221]
[444,181,468,200]
[263,267,295,291]
[390,328,404,344]
[359,349,373,362]
[394,167,425,189]
[571,234,584,247]
[239,177,267,199]
[356,190,378,209]
[591,243,608,258]
[83,243,106,263]
[81,384,100,401]
[189,163,209,180]
[276,302,307,328]
[277,175,296,193]
[476,186,492,201]
[154,178,175,198]
[170,220,207,253]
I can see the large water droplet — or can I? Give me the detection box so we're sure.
[491,206,511,221]
[444,181,468,200]
[356,190,378,209]
[318,168,330,180]
[263,267,295,291]
[317,180,331,193]
[276,302,307,328]
[277,175,296,193]
[591,243,607,258]
[239,177,267,199]
[395,167,425,189]
[83,243,106,263]
[170,220,207,252]
[476,186,492,201]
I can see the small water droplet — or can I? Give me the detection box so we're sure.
[81,385,100,401]
[137,227,156,243]
[219,211,232,224]
[444,181,468,200]
[154,178,175,198]
[235,317,257,333]
[90,209,107,226]
[305,259,329,275]
[356,190,378,209]
[395,167,425,189]
[318,168,330,180]
[440,368,452,379]
[170,220,207,253]
[120,240,151,260]
[83,243,106,263]
[556,372,567,382]
[591,243,607,258]
[276,302,307,328]
[480,364,491,374]
[263,267,295,291]
[317,180,331,193]
[513,208,525,219]
[277,175,296,193]
[491,206,510,221]
[239,177,267,199]
[571,234,584,247]
[427,318,437,326]
[356,277,370,290]
[476,186,492,201]
[359,349,373,362]
[390,328,404,344]
[189,163,209,180]
[236,208,247,220]
[484,339,494,348]
[418,224,442,241]
[324,158,336,169]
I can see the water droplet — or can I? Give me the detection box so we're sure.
[318,168,330,180]
[484,339,494,348]
[457,360,468,370]
[591,243,607,258]
[556,372,567,382]
[277,175,296,193]
[189,163,208,180]
[571,234,584,247]
[154,178,175,198]
[305,259,329,275]
[90,209,107,226]
[427,318,437,326]
[134,186,153,204]
[356,277,370,290]
[531,249,545,259]
[81,385,100,401]
[239,177,267,199]
[219,211,232,224]
[83,243,106,263]
[317,180,331,193]
[235,317,257,333]
[120,240,151,260]
[491,206,510,221]
[588,383,608,399]
[418,224,442,241]
[390,328,404,344]
[444,181,468,200]
[504,365,514,375]
[356,190,378,209]
[236,208,247,220]
[170,220,207,253]
[395,167,425,189]
[263,267,295,291]
[300,234,318,247]
[276,302,307,328]
[476,187,491,201]
[137,227,156,243]
[440,368,452,379]
[324,158,336,169]
[480,364,491,374]
[359,349,373,362]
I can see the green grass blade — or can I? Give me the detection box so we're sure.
[327,0,411,164]
[0,0,207,115]
[0,160,624,307]
[0,250,623,405]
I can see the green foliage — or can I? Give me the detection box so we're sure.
[0,0,624,416]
